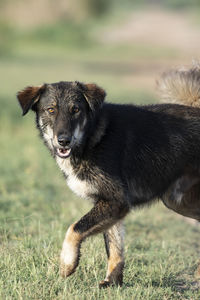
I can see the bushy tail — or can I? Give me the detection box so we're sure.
[157,62,200,107]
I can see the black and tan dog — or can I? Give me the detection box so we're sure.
[17,64,200,287]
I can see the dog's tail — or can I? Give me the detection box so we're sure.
[157,62,200,107]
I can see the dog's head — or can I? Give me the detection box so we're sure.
[17,81,106,158]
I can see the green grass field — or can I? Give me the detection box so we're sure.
[0,22,200,299]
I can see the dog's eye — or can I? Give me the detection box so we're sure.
[47,107,55,114]
[72,106,79,114]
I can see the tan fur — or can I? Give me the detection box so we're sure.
[60,203,128,281]
[157,63,200,107]
[99,222,125,287]
[60,224,82,277]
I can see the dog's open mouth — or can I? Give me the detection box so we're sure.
[56,148,71,158]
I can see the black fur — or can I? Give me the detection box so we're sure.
[17,80,200,286]
[72,102,200,207]
[17,82,200,217]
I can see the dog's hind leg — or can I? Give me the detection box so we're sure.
[162,174,200,220]
[60,200,129,280]
[99,221,125,288]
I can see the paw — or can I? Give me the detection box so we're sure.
[60,224,81,278]
[99,275,123,288]
[99,261,124,287]
[99,280,112,288]
[60,241,80,278]
[99,279,123,288]
[60,260,78,278]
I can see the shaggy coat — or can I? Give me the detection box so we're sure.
[17,64,200,287]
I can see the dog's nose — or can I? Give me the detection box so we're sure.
[57,134,71,147]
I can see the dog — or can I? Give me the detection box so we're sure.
[17,64,200,287]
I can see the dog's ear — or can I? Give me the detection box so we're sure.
[76,82,106,113]
[17,85,46,116]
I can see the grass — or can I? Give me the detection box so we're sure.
[0,17,200,299]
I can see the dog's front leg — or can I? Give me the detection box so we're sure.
[99,221,125,288]
[60,201,128,279]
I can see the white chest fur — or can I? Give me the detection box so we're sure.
[56,156,97,199]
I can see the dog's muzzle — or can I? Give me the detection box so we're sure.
[56,134,72,158]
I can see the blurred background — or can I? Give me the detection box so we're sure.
[1,1,200,298]
[1,0,200,103]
